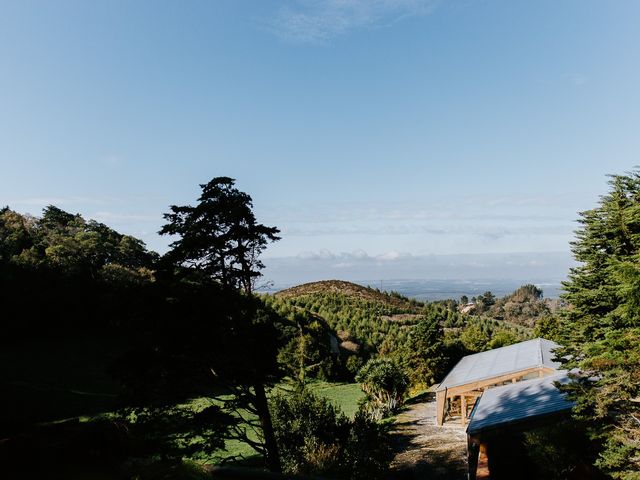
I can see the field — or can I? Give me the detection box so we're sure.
[0,337,364,468]
[204,380,365,465]
[0,336,123,432]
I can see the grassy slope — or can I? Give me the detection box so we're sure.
[307,381,364,418]
[1,335,363,468]
[211,381,364,465]
[0,336,123,432]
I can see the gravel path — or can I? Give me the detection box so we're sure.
[387,392,468,480]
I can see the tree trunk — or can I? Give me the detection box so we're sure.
[253,381,282,473]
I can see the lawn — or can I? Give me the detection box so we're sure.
[1,337,365,468]
[306,380,364,418]
[208,380,364,465]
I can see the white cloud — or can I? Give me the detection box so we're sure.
[266,0,438,43]
[261,250,577,288]
[376,250,404,261]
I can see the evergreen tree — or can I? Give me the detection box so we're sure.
[160,177,280,293]
[159,177,283,472]
[402,313,446,386]
[559,171,640,479]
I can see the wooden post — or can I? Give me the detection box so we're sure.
[461,395,468,425]
[436,389,446,426]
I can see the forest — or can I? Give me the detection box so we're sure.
[0,172,639,479]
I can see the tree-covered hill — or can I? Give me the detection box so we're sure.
[276,280,422,310]
[266,279,533,389]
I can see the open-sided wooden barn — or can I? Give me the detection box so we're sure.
[435,338,561,426]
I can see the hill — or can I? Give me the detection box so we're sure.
[269,279,535,381]
[276,280,420,310]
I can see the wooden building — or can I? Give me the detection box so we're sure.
[435,338,561,426]
[465,372,573,480]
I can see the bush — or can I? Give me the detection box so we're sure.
[356,359,408,419]
[270,388,391,479]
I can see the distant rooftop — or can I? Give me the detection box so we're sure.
[437,338,561,391]
[467,371,573,435]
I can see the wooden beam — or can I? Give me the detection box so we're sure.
[436,388,446,426]
[461,395,468,425]
[442,366,556,398]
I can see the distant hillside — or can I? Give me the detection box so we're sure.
[268,279,533,385]
[276,280,420,310]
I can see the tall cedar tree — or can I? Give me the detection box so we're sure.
[159,177,283,471]
[559,171,640,479]
[160,177,280,294]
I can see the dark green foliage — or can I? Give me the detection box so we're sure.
[269,283,466,384]
[270,388,391,479]
[452,315,528,354]
[0,206,157,339]
[157,177,283,472]
[487,330,519,349]
[121,402,233,460]
[400,313,447,387]
[523,421,602,480]
[558,171,640,479]
[343,412,394,480]
[356,359,408,418]
[474,290,496,313]
[159,177,280,293]
[0,417,133,477]
[532,315,563,341]
[271,388,346,475]
[458,323,491,352]
[263,295,341,383]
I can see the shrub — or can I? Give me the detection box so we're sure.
[270,388,391,479]
[356,359,408,419]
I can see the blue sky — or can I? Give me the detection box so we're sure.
[1,0,639,284]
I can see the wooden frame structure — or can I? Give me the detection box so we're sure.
[435,338,561,426]
[436,366,556,425]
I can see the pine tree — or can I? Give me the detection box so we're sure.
[559,171,640,479]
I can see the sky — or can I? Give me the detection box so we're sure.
[1,0,639,286]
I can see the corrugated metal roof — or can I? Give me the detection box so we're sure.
[466,371,573,435]
[437,338,561,391]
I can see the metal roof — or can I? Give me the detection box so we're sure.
[466,371,573,435]
[437,338,561,391]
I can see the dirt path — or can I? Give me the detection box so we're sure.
[387,392,468,480]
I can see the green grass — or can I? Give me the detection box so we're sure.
[208,380,364,465]
[305,380,364,418]
[1,337,364,470]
